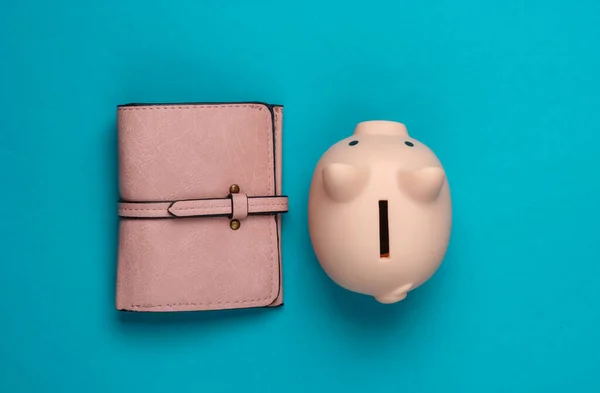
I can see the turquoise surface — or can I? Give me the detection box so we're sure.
[1,1,600,392]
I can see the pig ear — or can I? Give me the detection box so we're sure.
[397,167,446,203]
[322,163,370,202]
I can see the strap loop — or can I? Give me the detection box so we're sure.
[231,193,248,220]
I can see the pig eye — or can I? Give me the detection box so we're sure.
[405,141,414,147]
[349,140,359,146]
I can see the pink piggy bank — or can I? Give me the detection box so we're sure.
[308,121,452,303]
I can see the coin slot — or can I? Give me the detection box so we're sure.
[379,200,390,258]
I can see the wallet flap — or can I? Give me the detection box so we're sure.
[118,103,276,201]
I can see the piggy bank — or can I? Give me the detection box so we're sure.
[308,121,451,303]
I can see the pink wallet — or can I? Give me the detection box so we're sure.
[115,102,288,312]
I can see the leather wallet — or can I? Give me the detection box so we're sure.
[115,102,288,312]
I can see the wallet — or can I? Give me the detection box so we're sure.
[115,102,288,312]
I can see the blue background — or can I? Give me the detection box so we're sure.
[1,1,599,392]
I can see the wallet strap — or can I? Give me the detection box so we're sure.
[118,195,288,219]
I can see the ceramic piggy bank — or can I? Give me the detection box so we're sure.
[308,121,451,303]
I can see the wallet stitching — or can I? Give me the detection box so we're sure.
[172,204,230,211]
[118,104,264,111]
[119,208,166,211]
[121,104,278,309]
[118,203,287,214]
[271,108,282,306]
[171,203,286,211]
